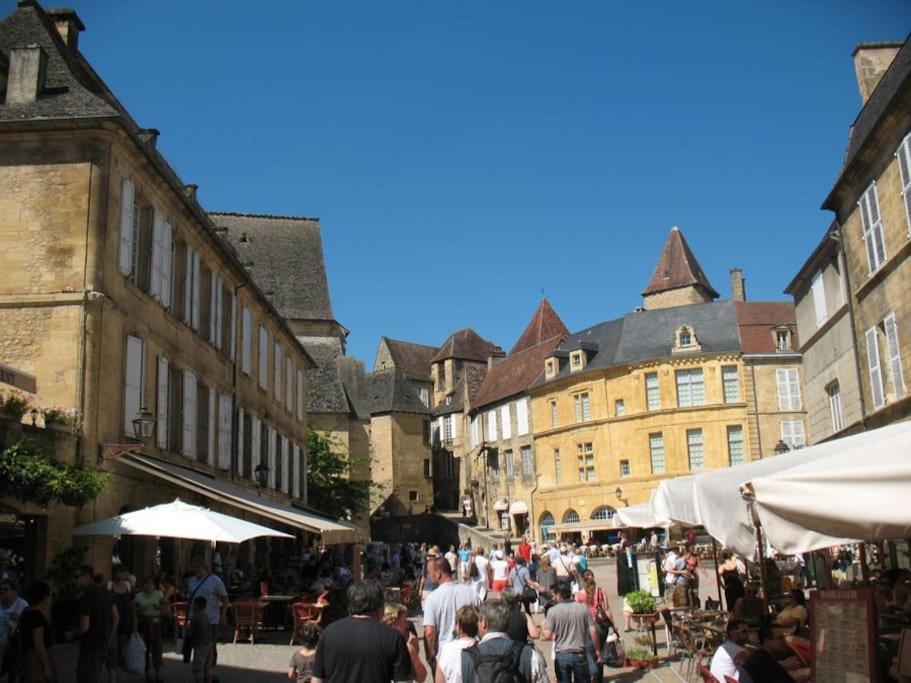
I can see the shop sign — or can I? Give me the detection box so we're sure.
[0,512,18,525]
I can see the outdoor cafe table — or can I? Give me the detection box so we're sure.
[260,594,296,629]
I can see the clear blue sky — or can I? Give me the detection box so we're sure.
[11,1,910,364]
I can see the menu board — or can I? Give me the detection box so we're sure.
[810,588,877,683]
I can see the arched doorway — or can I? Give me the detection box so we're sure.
[539,511,556,543]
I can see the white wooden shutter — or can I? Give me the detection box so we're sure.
[470,416,479,447]
[292,444,301,499]
[866,327,885,409]
[516,398,529,435]
[161,220,173,308]
[450,414,458,438]
[267,427,276,488]
[191,251,201,330]
[486,409,497,441]
[251,417,261,482]
[296,368,304,420]
[182,371,197,458]
[286,358,293,408]
[156,355,169,449]
[236,407,245,476]
[184,247,194,324]
[123,335,144,437]
[810,270,827,326]
[898,135,911,235]
[859,184,887,272]
[209,273,219,346]
[776,369,801,411]
[258,327,268,388]
[241,308,252,374]
[884,313,905,396]
[281,436,290,493]
[118,178,135,276]
[217,393,233,471]
[500,404,511,439]
[207,385,216,466]
[274,344,283,400]
[150,210,164,299]
[229,290,236,361]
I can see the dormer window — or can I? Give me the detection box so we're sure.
[679,328,692,346]
[673,325,701,353]
[545,358,557,379]
[570,350,585,372]
[775,328,792,352]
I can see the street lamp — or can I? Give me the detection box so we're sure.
[131,407,156,442]
[100,407,156,462]
[773,440,791,455]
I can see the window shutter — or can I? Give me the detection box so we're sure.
[118,179,135,276]
[229,290,236,361]
[267,427,277,489]
[209,274,219,347]
[150,210,163,299]
[296,368,304,420]
[207,386,216,466]
[810,270,827,326]
[866,327,885,409]
[123,335,144,437]
[516,398,529,435]
[884,313,905,396]
[259,327,268,388]
[450,414,458,438]
[286,358,293,408]
[217,393,232,471]
[182,371,197,458]
[898,136,911,234]
[274,344,283,400]
[236,407,245,476]
[184,247,194,325]
[487,410,497,441]
[292,444,301,499]
[251,417,262,482]
[241,308,252,374]
[161,220,172,308]
[191,251,201,330]
[501,404,511,439]
[156,356,169,449]
[281,437,290,493]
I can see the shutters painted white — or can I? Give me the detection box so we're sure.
[258,327,268,389]
[281,436,290,493]
[191,250,201,330]
[118,178,135,276]
[241,308,252,375]
[780,420,806,448]
[500,404,511,440]
[217,393,233,471]
[156,356,169,449]
[292,444,301,499]
[775,369,801,411]
[207,386,216,466]
[866,326,885,409]
[516,398,529,435]
[267,427,276,489]
[296,368,304,420]
[182,371,197,458]
[450,414,458,438]
[273,344,283,400]
[251,417,262,483]
[859,183,887,273]
[810,270,827,327]
[161,220,172,308]
[897,134,911,235]
[470,416,479,448]
[150,210,164,299]
[437,416,445,443]
[236,407,245,476]
[884,313,905,397]
[210,273,219,346]
[286,358,293,408]
[486,410,497,442]
[123,335,144,437]
[184,247,194,325]
[229,290,236,361]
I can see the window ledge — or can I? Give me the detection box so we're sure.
[854,238,911,303]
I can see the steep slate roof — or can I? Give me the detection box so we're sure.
[381,338,437,381]
[211,212,336,324]
[509,299,569,354]
[474,336,564,409]
[432,364,488,416]
[642,227,719,299]
[366,368,430,415]
[298,337,350,414]
[431,328,502,363]
[734,301,799,354]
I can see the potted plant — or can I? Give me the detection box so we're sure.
[624,647,658,669]
[0,390,32,421]
[42,407,78,432]
[626,589,660,626]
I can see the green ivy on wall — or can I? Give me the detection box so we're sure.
[0,441,108,507]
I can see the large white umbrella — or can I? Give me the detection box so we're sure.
[614,502,668,529]
[743,421,911,554]
[73,499,295,544]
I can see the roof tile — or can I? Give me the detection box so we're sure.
[642,227,719,298]
[430,328,502,363]
[474,336,564,409]
[510,299,569,354]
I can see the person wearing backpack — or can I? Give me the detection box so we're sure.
[459,600,549,683]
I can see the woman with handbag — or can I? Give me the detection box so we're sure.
[507,556,540,616]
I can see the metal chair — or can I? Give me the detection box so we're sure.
[232,600,263,645]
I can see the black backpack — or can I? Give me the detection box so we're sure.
[460,639,531,683]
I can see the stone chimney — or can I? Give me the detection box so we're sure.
[852,42,902,104]
[730,267,746,302]
[46,8,85,51]
[6,44,47,105]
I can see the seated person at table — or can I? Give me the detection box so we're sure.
[710,619,751,681]
[734,583,765,625]
[874,580,897,613]
[774,590,808,636]
[743,623,800,683]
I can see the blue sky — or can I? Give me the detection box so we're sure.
[11,1,910,363]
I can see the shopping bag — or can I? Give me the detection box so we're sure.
[123,632,146,674]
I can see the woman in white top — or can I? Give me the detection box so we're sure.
[489,550,510,594]
[434,604,479,683]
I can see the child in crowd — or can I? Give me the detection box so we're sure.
[288,622,320,683]
[189,596,213,683]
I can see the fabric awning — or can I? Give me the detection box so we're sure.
[509,501,528,515]
[118,454,358,544]
[493,499,509,511]
[614,503,667,529]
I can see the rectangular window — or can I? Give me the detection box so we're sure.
[676,368,705,407]
[281,437,290,494]
[898,134,911,235]
[209,273,223,349]
[884,313,906,398]
[296,368,305,421]
[250,417,261,483]
[184,247,201,330]
[521,446,533,481]
[156,355,169,450]
[776,368,802,410]
[827,382,844,433]
[470,416,479,448]
[516,399,529,436]
[241,411,252,479]
[727,425,745,466]
[619,459,630,478]
[123,335,145,438]
[217,393,233,471]
[490,452,500,486]
[571,353,582,370]
[614,399,625,416]
[118,178,136,277]
[486,409,497,442]
[273,343,283,401]
[722,365,740,403]
[443,414,453,444]
[505,449,514,482]
[573,392,591,422]
[550,400,558,428]
[501,404,512,440]
[182,370,197,459]
[649,433,665,474]
[781,420,806,449]
[811,270,827,327]
[286,358,293,409]
[859,182,887,274]
[554,449,561,484]
[241,308,252,375]
[423,458,431,478]
[258,326,268,389]
[645,372,660,411]
[866,326,885,409]
[149,211,173,308]
[419,387,429,407]
[267,426,277,489]
[577,442,595,482]
[686,428,704,471]
[292,444,302,499]
[409,490,419,503]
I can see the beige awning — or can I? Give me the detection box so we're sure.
[493,499,510,511]
[118,454,358,544]
[509,501,528,515]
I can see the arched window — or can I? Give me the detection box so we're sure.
[563,509,580,525]
[539,511,556,540]
[539,512,555,528]
[590,506,616,520]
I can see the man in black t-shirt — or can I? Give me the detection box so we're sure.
[74,565,118,683]
[742,622,797,683]
[312,580,412,683]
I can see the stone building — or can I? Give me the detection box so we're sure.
[0,1,353,575]
[528,228,804,543]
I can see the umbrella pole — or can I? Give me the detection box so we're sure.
[711,538,723,608]
[756,523,769,614]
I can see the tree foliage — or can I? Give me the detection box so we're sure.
[305,427,371,521]
[0,440,108,507]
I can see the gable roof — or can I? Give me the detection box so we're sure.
[432,363,488,416]
[509,299,569,354]
[734,301,799,354]
[474,336,565,409]
[380,338,437,381]
[211,212,336,325]
[430,328,502,363]
[642,227,719,299]
[366,368,430,416]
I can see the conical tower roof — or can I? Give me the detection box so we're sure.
[510,299,569,354]
[641,226,719,299]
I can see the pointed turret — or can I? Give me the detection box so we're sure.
[510,299,569,354]
[641,226,719,310]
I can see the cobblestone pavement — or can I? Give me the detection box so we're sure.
[49,557,721,682]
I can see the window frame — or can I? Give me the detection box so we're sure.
[686,428,704,471]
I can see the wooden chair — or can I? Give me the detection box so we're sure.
[290,602,323,645]
[169,601,188,641]
[695,663,719,682]
[232,600,263,645]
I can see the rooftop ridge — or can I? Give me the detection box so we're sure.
[209,210,320,222]
[641,226,719,298]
